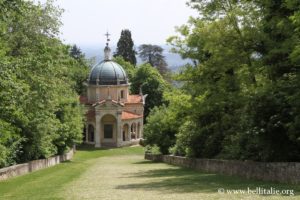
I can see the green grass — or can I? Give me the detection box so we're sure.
[0,145,143,200]
[0,145,299,200]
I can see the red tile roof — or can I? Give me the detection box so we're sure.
[122,111,142,120]
[86,110,95,119]
[126,95,142,104]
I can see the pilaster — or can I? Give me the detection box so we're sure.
[95,113,101,147]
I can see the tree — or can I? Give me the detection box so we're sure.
[70,45,84,61]
[143,90,191,154]
[146,0,300,162]
[138,44,169,77]
[69,45,89,95]
[0,0,85,166]
[130,64,168,120]
[114,29,137,66]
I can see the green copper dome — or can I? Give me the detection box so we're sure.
[88,60,128,85]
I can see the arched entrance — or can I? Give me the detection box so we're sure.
[101,114,117,145]
[83,125,86,142]
[122,124,129,141]
[131,123,137,139]
[88,124,94,142]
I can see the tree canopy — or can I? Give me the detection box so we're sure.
[144,0,300,162]
[138,44,170,77]
[114,29,137,66]
[0,0,87,167]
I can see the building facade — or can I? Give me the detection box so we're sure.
[80,41,146,147]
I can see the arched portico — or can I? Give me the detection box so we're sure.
[137,122,141,138]
[88,124,95,142]
[122,124,129,141]
[101,114,117,146]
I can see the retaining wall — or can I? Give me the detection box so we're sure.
[0,149,74,181]
[145,154,300,184]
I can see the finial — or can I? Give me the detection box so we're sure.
[104,31,111,60]
[105,31,110,47]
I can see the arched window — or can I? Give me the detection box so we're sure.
[120,90,124,99]
[88,124,94,142]
[83,125,86,142]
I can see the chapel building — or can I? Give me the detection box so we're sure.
[80,38,145,147]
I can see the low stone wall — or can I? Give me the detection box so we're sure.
[145,154,300,184]
[0,149,74,181]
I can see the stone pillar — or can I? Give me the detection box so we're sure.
[116,111,122,147]
[140,119,144,138]
[129,123,132,141]
[95,113,101,147]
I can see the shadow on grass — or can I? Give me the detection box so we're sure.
[131,160,160,165]
[76,144,115,151]
[116,164,300,196]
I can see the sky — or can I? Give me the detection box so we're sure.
[37,0,197,47]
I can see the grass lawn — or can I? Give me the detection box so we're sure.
[0,145,299,200]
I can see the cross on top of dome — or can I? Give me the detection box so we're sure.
[104,31,111,60]
[105,31,110,47]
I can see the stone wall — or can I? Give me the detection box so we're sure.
[0,149,74,181]
[145,154,300,184]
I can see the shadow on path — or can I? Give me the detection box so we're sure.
[116,161,300,196]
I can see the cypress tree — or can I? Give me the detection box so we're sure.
[114,29,137,66]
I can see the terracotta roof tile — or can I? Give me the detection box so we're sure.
[126,95,142,104]
[122,111,142,120]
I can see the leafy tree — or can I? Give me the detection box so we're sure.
[70,45,84,61]
[69,45,89,95]
[114,29,137,66]
[143,0,300,162]
[138,44,170,77]
[144,90,191,154]
[0,0,85,166]
[130,64,168,120]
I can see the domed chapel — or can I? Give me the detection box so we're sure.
[80,33,146,147]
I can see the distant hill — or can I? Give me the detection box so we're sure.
[79,44,192,72]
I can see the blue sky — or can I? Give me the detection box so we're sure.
[36,0,197,46]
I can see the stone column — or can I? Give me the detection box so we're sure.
[140,119,144,138]
[129,123,132,141]
[95,113,101,147]
[116,111,122,147]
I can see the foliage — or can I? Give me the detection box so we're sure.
[69,44,89,95]
[114,29,137,66]
[130,64,169,120]
[145,0,300,161]
[138,44,170,78]
[0,0,85,166]
[143,90,191,154]
[144,144,161,155]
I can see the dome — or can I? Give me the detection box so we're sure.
[88,60,128,85]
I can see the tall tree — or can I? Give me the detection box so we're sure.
[114,29,137,66]
[70,45,83,61]
[144,0,300,161]
[69,44,89,95]
[0,0,85,166]
[138,44,169,77]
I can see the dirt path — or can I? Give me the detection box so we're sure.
[60,152,298,200]
[60,155,199,200]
